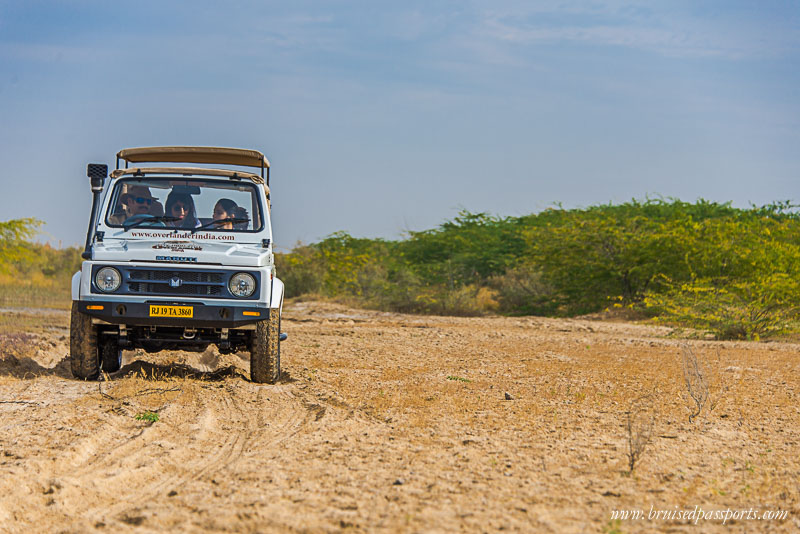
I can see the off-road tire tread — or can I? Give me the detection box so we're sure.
[100,336,122,373]
[251,308,281,384]
[70,302,100,380]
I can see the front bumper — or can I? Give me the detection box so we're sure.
[76,300,267,328]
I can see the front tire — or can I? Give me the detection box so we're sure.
[70,302,100,380]
[250,308,281,384]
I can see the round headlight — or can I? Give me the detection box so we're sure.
[95,267,122,293]
[229,272,256,298]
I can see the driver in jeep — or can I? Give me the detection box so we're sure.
[108,185,163,224]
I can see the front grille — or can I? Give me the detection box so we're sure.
[128,282,222,296]
[91,265,260,300]
[129,270,223,283]
[126,268,227,298]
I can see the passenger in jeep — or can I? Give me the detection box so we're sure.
[212,198,249,230]
[232,206,249,229]
[165,191,200,229]
[108,185,162,225]
[213,198,238,229]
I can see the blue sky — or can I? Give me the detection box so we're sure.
[1,1,798,249]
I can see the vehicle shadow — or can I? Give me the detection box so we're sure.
[277,369,297,383]
[110,359,245,381]
[0,354,242,382]
[113,361,297,383]
[0,353,294,384]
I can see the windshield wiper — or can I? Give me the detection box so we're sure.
[192,217,250,233]
[122,215,181,230]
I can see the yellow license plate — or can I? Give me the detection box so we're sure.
[149,305,193,318]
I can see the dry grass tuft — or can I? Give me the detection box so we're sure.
[625,393,655,473]
[681,344,709,422]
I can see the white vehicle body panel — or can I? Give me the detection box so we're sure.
[71,271,81,301]
[77,173,281,311]
[270,278,284,310]
[91,240,274,267]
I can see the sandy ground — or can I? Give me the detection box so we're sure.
[0,301,798,533]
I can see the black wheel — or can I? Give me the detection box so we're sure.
[99,335,122,373]
[70,302,100,380]
[250,308,281,384]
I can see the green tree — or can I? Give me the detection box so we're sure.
[400,211,525,288]
[0,218,42,273]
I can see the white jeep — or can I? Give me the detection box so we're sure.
[71,146,284,383]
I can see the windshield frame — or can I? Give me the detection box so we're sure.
[102,176,266,234]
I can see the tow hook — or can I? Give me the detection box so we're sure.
[182,328,197,340]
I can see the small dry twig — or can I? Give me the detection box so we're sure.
[681,344,708,422]
[708,347,728,413]
[97,382,116,400]
[626,393,655,473]
[127,387,182,398]
[97,381,181,402]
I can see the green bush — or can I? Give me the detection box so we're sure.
[645,275,800,340]
[9,201,798,336]
[0,218,80,308]
[276,244,325,297]
[264,200,800,337]
[488,262,554,315]
[399,211,525,287]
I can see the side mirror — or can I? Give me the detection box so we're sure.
[87,163,108,192]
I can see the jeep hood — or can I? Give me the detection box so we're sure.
[91,239,271,267]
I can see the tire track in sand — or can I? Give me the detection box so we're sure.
[52,380,316,528]
[37,383,236,524]
[79,385,249,522]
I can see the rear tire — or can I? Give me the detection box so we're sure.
[70,302,100,380]
[250,308,281,384]
[99,335,122,373]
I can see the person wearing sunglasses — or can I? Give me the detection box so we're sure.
[165,191,200,229]
[109,185,162,224]
[125,187,156,215]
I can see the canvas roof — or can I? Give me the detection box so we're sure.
[117,146,270,169]
[109,167,268,191]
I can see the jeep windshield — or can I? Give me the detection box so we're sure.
[104,177,264,232]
